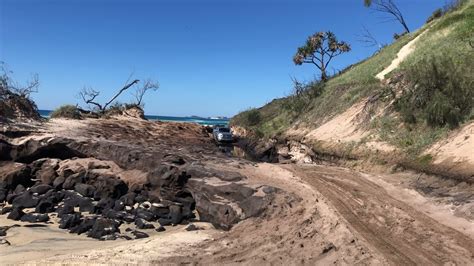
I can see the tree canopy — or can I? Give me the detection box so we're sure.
[293,31,351,81]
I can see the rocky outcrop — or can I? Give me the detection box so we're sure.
[0,123,278,236]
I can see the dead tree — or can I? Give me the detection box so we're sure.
[368,0,410,33]
[79,87,103,111]
[357,25,384,49]
[133,79,159,106]
[78,76,161,113]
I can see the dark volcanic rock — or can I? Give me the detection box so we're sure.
[135,218,155,229]
[150,204,170,218]
[7,208,25,221]
[59,213,82,229]
[136,209,154,221]
[0,206,13,215]
[52,176,65,189]
[119,192,136,206]
[63,173,84,190]
[12,191,38,208]
[20,213,49,223]
[35,199,54,213]
[131,230,149,239]
[169,205,183,225]
[87,218,120,239]
[155,226,166,232]
[74,183,95,198]
[93,177,128,199]
[30,184,53,195]
[57,204,75,217]
[63,193,94,212]
[70,217,97,235]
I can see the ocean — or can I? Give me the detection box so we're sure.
[38,110,229,126]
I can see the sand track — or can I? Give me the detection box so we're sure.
[286,165,474,265]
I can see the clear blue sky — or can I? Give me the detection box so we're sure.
[1,0,445,117]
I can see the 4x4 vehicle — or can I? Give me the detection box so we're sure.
[212,127,233,143]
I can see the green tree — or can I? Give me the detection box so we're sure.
[293,31,351,81]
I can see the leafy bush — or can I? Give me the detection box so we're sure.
[243,108,262,127]
[282,80,325,116]
[395,55,473,128]
[50,105,81,119]
[426,8,443,23]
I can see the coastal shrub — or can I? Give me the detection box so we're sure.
[395,55,473,128]
[50,105,81,119]
[243,108,261,127]
[282,80,325,116]
[426,8,443,23]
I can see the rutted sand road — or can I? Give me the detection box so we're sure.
[286,164,474,265]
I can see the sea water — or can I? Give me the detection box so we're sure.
[38,110,229,126]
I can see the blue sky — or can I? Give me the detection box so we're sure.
[1,0,445,117]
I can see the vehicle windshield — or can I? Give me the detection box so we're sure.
[218,128,230,133]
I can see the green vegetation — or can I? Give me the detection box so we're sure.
[293,31,351,81]
[395,55,473,128]
[232,0,473,162]
[50,105,81,119]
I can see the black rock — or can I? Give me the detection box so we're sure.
[158,218,172,226]
[185,223,199,231]
[93,177,128,199]
[150,205,170,218]
[30,184,53,195]
[155,226,166,232]
[136,209,155,221]
[131,230,149,239]
[59,213,82,229]
[20,213,49,223]
[135,218,155,229]
[35,199,54,213]
[94,198,115,214]
[121,235,133,240]
[69,217,97,235]
[63,173,83,190]
[0,188,6,202]
[113,200,125,211]
[74,183,95,198]
[14,184,26,194]
[123,214,136,223]
[169,205,183,224]
[100,234,117,241]
[119,192,136,207]
[135,194,147,203]
[57,204,75,217]
[63,193,94,213]
[87,218,120,239]
[7,208,24,221]
[53,176,65,189]
[12,191,38,208]
[0,206,13,215]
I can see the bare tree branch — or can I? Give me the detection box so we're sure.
[134,79,159,106]
[357,25,383,49]
[369,0,410,33]
[102,79,139,111]
[79,87,103,111]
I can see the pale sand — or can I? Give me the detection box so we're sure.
[0,214,217,265]
[376,30,428,80]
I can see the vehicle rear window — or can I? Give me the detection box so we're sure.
[219,128,230,133]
